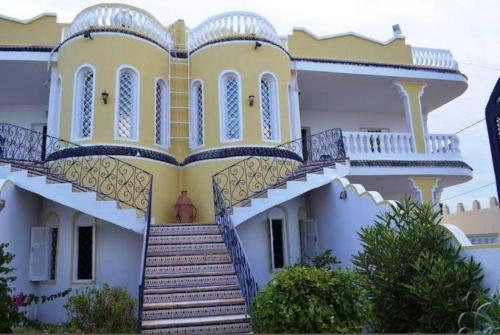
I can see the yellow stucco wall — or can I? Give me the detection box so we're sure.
[442,198,500,236]
[0,14,63,46]
[189,42,292,151]
[397,81,427,153]
[411,177,439,203]
[288,29,413,65]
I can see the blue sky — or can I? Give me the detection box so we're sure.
[3,0,499,211]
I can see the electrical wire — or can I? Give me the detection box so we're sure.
[454,118,485,135]
[441,182,496,201]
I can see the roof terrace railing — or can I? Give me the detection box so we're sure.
[412,46,458,70]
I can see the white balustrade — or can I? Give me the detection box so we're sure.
[425,133,461,156]
[188,11,282,50]
[64,4,173,50]
[412,47,458,70]
[343,131,461,159]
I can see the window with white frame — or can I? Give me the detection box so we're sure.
[73,214,95,282]
[220,72,242,141]
[116,67,139,140]
[190,80,204,148]
[260,74,279,141]
[155,79,169,147]
[73,66,94,139]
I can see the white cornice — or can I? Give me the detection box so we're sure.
[291,27,405,45]
[0,13,57,24]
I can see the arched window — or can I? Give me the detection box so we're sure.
[116,67,139,140]
[190,80,204,148]
[73,66,95,139]
[260,73,280,141]
[220,71,242,141]
[154,79,169,147]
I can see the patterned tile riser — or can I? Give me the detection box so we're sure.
[145,263,235,277]
[145,275,238,289]
[149,235,223,245]
[142,322,251,334]
[146,254,230,266]
[144,289,242,304]
[142,304,247,320]
[147,243,227,256]
[149,225,220,236]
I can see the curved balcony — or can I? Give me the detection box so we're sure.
[412,47,458,70]
[64,4,172,50]
[188,11,283,51]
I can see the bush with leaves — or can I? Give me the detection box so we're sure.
[252,252,370,333]
[64,284,137,333]
[0,243,70,333]
[459,290,500,334]
[353,198,485,333]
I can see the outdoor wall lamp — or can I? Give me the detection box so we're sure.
[254,41,262,50]
[0,199,5,212]
[101,91,109,104]
[83,31,93,40]
[248,95,255,106]
[339,190,348,200]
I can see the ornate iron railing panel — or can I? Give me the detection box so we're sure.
[0,122,153,214]
[213,128,345,209]
[211,128,345,315]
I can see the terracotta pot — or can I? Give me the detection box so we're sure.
[174,191,197,223]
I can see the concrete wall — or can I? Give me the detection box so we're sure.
[462,246,500,291]
[236,196,306,288]
[0,105,47,129]
[308,178,392,267]
[301,109,408,135]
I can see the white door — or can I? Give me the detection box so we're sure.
[300,219,319,262]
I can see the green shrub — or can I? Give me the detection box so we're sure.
[64,284,137,333]
[252,265,370,333]
[353,198,485,333]
[459,290,500,333]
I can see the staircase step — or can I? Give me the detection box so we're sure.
[146,254,230,267]
[145,264,234,278]
[141,314,250,330]
[144,289,242,304]
[142,303,246,321]
[145,274,238,288]
[147,243,227,256]
[144,284,240,295]
[149,224,219,236]
[143,298,245,310]
[149,234,223,245]
[143,322,250,334]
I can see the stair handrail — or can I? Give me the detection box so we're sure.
[211,128,345,315]
[0,122,153,214]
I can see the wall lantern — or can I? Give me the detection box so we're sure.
[248,95,255,107]
[339,190,348,200]
[0,199,5,212]
[101,91,109,104]
[254,41,262,50]
[83,31,93,40]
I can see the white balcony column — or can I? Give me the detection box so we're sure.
[395,81,427,154]
[288,71,302,141]
[409,177,441,205]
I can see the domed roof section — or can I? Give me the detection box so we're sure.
[64,4,173,50]
[188,11,282,50]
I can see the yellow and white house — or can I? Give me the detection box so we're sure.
[0,4,495,333]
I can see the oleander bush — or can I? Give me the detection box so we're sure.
[459,289,500,333]
[353,198,485,333]
[64,284,137,333]
[252,252,370,333]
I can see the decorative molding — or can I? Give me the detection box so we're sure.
[189,37,289,57]
[292,27,405,45]
[0,45,54,52]
[350,159,472,170]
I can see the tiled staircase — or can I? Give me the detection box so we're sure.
[141,223,251,334]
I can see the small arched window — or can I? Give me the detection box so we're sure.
[73,66,95,139]
[190,80,204,148]
[220,72,242,141]
[154,79,169,147]
[260,73,280,141]
[116,67,139,140]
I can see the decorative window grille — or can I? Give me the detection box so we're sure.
[155,79,169,146]
[74,68,94,139]
[260,74,279,141]
[190,81,204,148]
[77,226,93,280]
[49,228,58,280]
[116,68,138,139]
[221,73,241,140]
[496,116,500,140]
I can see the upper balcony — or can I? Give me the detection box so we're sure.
[63,4,173,50]
[411,47,458,70]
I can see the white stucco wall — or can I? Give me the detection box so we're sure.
[300,109,407,134]
[308,179,392,267]
[0,105,48,130]
[236,196,306,288]
[462,247,500,291]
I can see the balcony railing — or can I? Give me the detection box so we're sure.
[188,11,283,50]
[343,131,461,160]
[411,47,458,70]
[64,4,173,50]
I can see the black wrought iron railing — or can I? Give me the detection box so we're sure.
[211,128,345,315]
[213,128,345,209]
[0,122,153,213]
